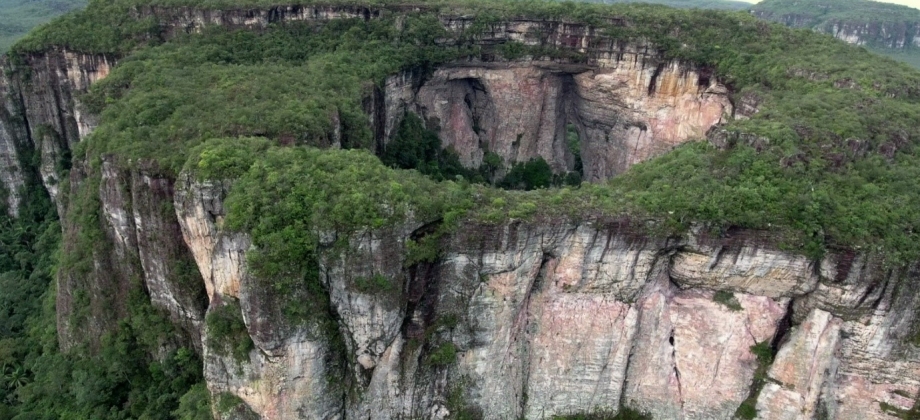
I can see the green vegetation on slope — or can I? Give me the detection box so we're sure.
[0,155,209,417]
[871,47,920,69]
[0,0,85,52]
[585,0,751,10]
[754,0,920,23]
[4,0,920,416]
[753,0,920,68]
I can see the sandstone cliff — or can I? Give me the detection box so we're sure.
[0,4,918,420]
[174,179,920,419]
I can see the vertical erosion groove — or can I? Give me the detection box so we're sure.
[647,63,664,96]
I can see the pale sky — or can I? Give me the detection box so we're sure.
[739,0,920,8]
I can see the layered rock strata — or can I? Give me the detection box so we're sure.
[175,178,920,419]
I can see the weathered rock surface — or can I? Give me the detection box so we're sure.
[409,61,729,180]
[174,183,920,420]
[756,309,842,420]
[671,232,819,298]
[0,60,28,215]
[175,175,251,301]
[16,50,113,213]
[1,5,919,420]
[623,275,788,420]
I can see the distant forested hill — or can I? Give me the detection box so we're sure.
[754,0,920,68]
[0,0,86,52]
[591,0,751,10]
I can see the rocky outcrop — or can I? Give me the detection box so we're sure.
[176,177,345,418]
[376,20,732,181]
[405,60,729,180]
[173,176,920,419]
[756,309,842,420]
[0,50,113,216]
[0,59,28,215]
[174,174,251,301]
[55,157,206,350]
[18,50,112,212]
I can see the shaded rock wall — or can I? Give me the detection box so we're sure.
[55,156,207,350]
[402,60,729,180]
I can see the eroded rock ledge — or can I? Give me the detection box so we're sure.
[385,59,729,181]
[176,177,920,420]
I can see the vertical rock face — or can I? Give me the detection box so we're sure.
[826,21,920,49]
[623,276,788,420]
[202,326,343,420]
[173,182,920,420]
[17,50,113,212]
[174,174,251,301]
[0,59,28,215]
[56,157,207,350]
[55,159,136,350]
[130,161,208,343]
[670,232,819,298]
[400,58,730,181]
[756,309,842,420]
[176,177,344,419]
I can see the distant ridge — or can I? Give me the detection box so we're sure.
[597,0,751,9]
[754,0,920,67]
[0,0,87,52]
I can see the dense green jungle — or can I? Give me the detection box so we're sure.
[2,0,920,418]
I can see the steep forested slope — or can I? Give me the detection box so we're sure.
[596,0,751,10]
[0,0,86,52]
[1,0,920,418]
[754,0,920,67]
